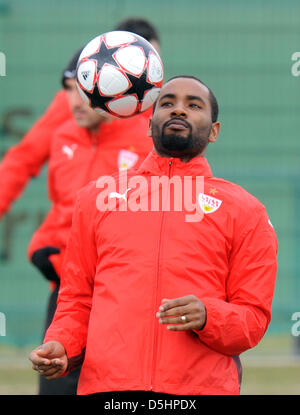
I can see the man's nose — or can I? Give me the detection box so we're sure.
[170,103,187,117]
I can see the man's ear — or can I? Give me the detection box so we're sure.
[148,116,153,137]
[208,122,221,144]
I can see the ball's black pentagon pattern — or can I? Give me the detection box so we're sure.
[76,31,163,117]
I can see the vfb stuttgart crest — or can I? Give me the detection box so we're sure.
[198,193,222,214]
[118,149,139,170]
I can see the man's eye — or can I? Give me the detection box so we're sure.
[161,102,172,107]
[190,103,201,109]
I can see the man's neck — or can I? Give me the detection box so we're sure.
[153,147,206,163]
[88,125,100,134]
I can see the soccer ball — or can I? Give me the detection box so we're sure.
[76,31,164,118]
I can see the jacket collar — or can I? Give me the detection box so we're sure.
[137,150,213,177]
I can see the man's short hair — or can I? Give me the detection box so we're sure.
[162,75,219,123]
[114,17,160,43]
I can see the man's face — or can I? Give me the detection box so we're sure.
[65,78,111,130]
[149,77,220,160]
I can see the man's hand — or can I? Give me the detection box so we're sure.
[156,295,207,331]
[29,341,68,379]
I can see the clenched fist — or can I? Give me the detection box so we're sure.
[29,341,68,380]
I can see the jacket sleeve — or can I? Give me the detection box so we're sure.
[0,90,70,218]
[43,185,97,366]
[196,205,278,356]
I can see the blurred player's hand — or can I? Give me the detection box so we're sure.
[31,246,60,282]
[29,341,68,379]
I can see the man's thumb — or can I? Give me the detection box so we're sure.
[36,342,57,357]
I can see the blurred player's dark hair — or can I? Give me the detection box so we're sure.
[114,17,160,44]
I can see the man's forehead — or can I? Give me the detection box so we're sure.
[158,77,210,100]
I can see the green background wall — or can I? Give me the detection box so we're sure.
[0,0,299,347]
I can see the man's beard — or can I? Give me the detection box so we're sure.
[161,132,192,152]
[153,121,212,159]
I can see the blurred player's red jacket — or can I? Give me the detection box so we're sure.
[0,88,152,278]
[0,88,151,219]
[27,115,152,277]
[0,90,71,217]
[44,151,278,395]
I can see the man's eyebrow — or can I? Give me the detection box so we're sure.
[187,95,206,105]
[158,93,206,105]
[159,93,176,101]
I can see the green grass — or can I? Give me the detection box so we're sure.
[0,345,39,394]
[0,334,300,395]
[0,368,38,395]
[241,366,300,395]
[0,365,299,395]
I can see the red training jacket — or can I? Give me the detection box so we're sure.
[27,116,153,277]
[44,151,278,395]
[0,90,71,217]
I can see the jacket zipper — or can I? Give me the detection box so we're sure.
[150,160,173,390]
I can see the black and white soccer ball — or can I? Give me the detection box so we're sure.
[76,31,164,118]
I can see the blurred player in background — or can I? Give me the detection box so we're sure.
[0,17,161,395]
[30,54,153,395]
